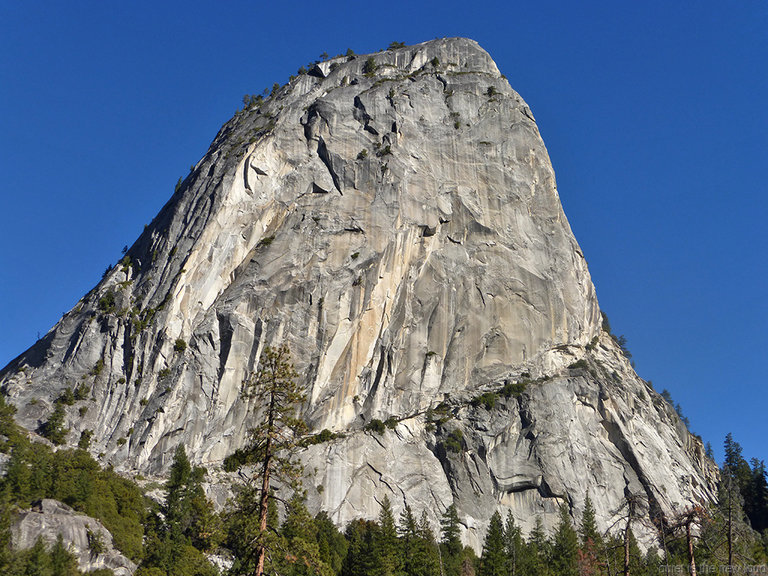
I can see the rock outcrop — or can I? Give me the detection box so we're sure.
[0,38,717,548]
[11,499,136,575]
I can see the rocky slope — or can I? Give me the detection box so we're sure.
[11,499,136,575]
[0,38,716,548]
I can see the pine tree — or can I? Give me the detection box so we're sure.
[479,511,506,576]
[278,493,333,576]
[747,459,768,532]
[551,503,579,576]
[0,486,14,571]
[23,536,53,576]
[724,433,752,496]
[578,492,603,576]
[526,516,552,576]
[503,511,525,576]
[341,519,377,576]
[50,534,79,576]
[397,510,442,576]
[440,504,463,576]
[314,512,348,575]
[373,496,401,576]
[139,445,220,576]
[400,503,419,570]
[224,345,308,576]
[703,460,758,569]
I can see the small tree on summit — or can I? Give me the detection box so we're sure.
[224,345,308,576]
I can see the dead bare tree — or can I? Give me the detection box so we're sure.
[667,505,707,576]
[604,493,650,576]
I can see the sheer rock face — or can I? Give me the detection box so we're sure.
[0,38,716,547]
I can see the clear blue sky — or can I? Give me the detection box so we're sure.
[1,1,766,466]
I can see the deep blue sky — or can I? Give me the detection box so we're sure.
[1,2,765,466]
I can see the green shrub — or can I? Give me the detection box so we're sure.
[90,359,105,377]
[364,419,386,434]
[351,252,360,260]
[500,381,527,398]
[388,41,405,50]
[470,392,498,410]
[568,359,589,371]
[57,387,76,406]
[87,527,106,556]
[131,306,157,333]
[444,429,464,453]
[384,417,398,429]
[158,368,171,379]
[363,57,378,77]
[257,235,275,248]
[431,56,440,67]
[303,428,344,446]
[426,403,453,425]
[120,255,132,273]
[98,291,116,314]
[78,429,93,449]
[38,404,68,445]
[74,382,91,400]
[357,148,368,159]
[78,406,88,418]
[174,339,187,353]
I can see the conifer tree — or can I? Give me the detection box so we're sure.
[414,510,441,576]
[479,511,506,576]
[747,459,768,533]
[400,504,419,566]
[164,445,221,552]
[373,496,401,576]
[527,516,552,576]
[503,511,525,576]
[578,492,603,576]
[0,486,13,571]
[724,433,752,496]
[551,503,579,576]
[224,344,308,576]
[50,533,80,576]
[278,493,333,576]
[440,504,463,576]
[24,537,53,576]
[341,519,377,576]
[314,512,348,575]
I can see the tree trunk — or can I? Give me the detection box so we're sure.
[686,520,697,576]
[255,390,277,576]
[623,515,631,576]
